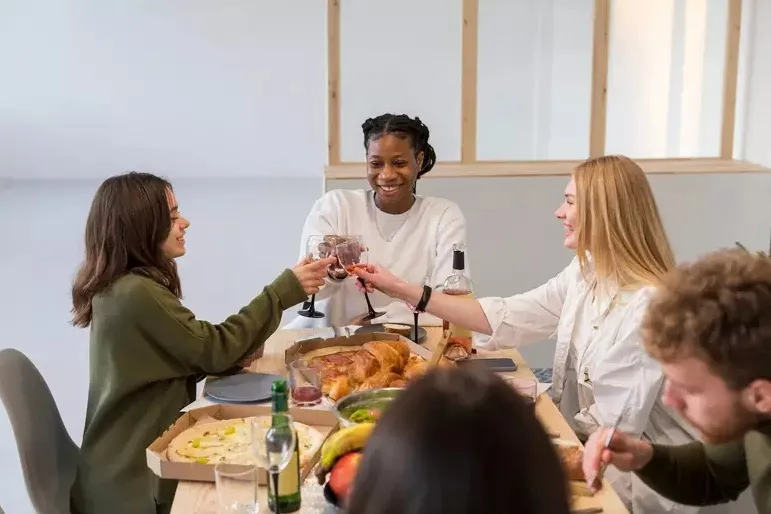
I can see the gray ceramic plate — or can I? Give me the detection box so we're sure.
[203,373,285,403]
[354,323,427,343]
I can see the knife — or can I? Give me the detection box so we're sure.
[593,389,635,488]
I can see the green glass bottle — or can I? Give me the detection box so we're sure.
[268,380,302,512]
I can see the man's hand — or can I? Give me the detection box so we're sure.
[583,427,654,492]
[292,256,337,295]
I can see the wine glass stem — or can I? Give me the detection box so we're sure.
[358,278,376,314]
[307,293,316,315]
[413,311,419,344]
[272,472,280,514]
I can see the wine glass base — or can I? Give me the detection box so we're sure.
[358,311,386,322]
[297,310,325,319]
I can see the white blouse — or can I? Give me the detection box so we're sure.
[284,189,469,329]
[477,256,705,514]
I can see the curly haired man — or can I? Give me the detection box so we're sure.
[582,248,771,514]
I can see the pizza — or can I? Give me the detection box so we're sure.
[166,416,325,469]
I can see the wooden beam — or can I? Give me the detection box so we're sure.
[327,0,341,165]
[461,0,479,163]
[325,158,770,180]
[720,0,742,159]
[589,0,611,158]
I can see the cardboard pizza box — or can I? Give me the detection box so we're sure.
[284,331,433,365]
[146,404,338,484]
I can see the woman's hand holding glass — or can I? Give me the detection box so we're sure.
[292,255,337,296]
[351,264,408,299]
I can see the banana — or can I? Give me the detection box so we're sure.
[315,423,375,482]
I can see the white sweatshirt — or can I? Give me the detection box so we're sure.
[284,189,469,328]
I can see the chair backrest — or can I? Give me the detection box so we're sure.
[0,348,79,514]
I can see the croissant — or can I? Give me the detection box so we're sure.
[349,350,380,383]
[328,376,351,401]
[383,340,411,364]
[403,355,429,381]
[358,371,402,391]
[363,342,403,373]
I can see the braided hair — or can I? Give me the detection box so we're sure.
[361,113,437,192]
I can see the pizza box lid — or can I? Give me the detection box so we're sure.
[146,404,339,484]
[284,331,433,365]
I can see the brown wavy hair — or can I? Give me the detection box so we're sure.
[71,171,182,328]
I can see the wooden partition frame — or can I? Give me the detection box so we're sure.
[325,0,766,180]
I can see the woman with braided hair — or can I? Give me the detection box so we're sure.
[286,113,469,328]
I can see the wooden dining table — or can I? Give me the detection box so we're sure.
[169,327,629,513]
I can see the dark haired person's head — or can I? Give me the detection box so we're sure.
[361,113,437,214]
[346,367,572,514]
[71,171,190,327]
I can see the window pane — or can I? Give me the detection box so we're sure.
[605,0,728,158]
[477,0,594,160]
[339,0,463,163]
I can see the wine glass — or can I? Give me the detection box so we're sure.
[297,235,327,319]
[250,415,297,514]
[407,275,430,344]
[335,239,385,322]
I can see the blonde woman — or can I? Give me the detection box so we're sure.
[353,155,702,514]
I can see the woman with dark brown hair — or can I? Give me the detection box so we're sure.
[68,171,334,514]
[346,367,572,514]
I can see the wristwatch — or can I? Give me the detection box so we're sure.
[414,284,433,312]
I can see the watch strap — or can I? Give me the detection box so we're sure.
[415,284,433,313]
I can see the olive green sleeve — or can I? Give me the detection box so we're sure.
[634,440,749,505]
[135,269,307,374]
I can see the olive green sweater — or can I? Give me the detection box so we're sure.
[70,269,307,514]
[635,422,771,513]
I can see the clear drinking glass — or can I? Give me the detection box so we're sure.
[504,376,538,411]
[289,359,322,406]
[250,414,297,514]
[215,463,259,514]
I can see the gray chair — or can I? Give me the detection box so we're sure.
[0,349,79,514]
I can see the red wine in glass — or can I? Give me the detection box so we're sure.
[336,240,385,322]
[291,385,322,405]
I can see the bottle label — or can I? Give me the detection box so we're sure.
[275,450,300,497]
[442,289,474,346]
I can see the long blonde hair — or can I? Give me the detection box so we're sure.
[574,155,675,289]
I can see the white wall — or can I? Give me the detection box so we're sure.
[0,1,327,179]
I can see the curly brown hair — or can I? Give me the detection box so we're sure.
[642,248,771,390]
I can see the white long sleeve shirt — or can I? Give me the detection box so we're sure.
[284,189,469,329]
[478,256,706,514]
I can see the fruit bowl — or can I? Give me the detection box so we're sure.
[334,387,402,427]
